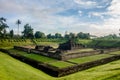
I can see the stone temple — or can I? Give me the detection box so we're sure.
[58,39,84,50]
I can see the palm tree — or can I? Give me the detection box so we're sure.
[16,19,21,36]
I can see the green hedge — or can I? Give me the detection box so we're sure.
[88,39,120,48]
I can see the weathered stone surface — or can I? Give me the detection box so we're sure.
[58,39,84,50]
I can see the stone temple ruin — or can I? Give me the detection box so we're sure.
[6,39,120,77]
[14,39,106,60]
[58,39,84,50]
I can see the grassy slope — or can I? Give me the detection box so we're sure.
[0,52,52,80]
[0,52,120,80]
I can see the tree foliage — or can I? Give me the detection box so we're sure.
[0,17,9,38]
[77,32,90,39]
[34,31,45,38]
[9,30,14,38]
[55,33,62,38]
[22,24,34,38]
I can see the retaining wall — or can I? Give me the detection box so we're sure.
[14,46,120,60]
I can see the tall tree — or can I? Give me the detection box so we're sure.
[77,32,90,39]
[69,32,76,39]
[16,19,21,36]
[47,34,52,39]
[0,17,9,38]
[22,24,34,38]
[55,33,62,38]
[9,30,14,38]
[35,31,45,38]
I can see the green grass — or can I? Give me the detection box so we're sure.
[0,39,33,48]
[68,54,113,64]
[8,49,57,63]
[109,51,120,55]
[34,42,59,48]
[65,48,94,54]
[48,61,74,68]
[0,52,53,80]
[0,39,66,48]
[78,39,92,45]
[0,39,120,80]
[0,52,120,80]
[9,49,75,68]
[89,39,120,48]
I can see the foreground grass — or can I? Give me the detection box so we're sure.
[0,52,120,80]
[0,52,52,80]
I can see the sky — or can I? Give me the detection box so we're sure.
[0,0,120,36]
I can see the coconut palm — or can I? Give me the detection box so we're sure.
[16,19,21,36]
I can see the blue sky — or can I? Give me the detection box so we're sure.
[0,0,120,36]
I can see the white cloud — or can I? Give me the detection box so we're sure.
[86,0,120,36]
[107,0,120,17]
[88,12,105,19]
[74,0,97,8]
[0,0,119,36]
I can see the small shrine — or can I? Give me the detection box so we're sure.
[58,39,84,50]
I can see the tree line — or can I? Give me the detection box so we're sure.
[0,17,91,39]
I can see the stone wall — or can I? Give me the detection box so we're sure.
[57,55,120,77]
[61,50,101,60]
[58,40,84,50]
[14,46,31,53]
[14,46,120,60]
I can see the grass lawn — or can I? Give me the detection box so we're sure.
[109,51,120,55]
[8,49,75,68]
[0,52,52,80]
[8,49,57,63]
[0,39,33,48]
[0,52,120,80]
[65,48,94,54]
[48,61,74,68]
[34,42,59,48]
[68,54,113,64]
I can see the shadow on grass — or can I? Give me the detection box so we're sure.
[103,73,120,80]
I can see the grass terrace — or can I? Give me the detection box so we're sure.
[0,39,33,48]
[33,38,67,48]
[68,54,114,64]
[1,51,120,80]
[8,49,57,63]
[48,61,75,69]
[65,48,95,54]
[109,51,120,55]
[34,42,59,48]
[8,49,75,68]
